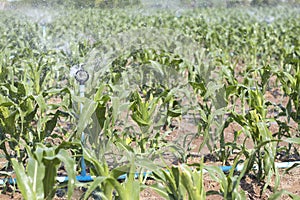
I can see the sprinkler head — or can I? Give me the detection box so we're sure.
[75,69,89,85]
[39,19,46,26]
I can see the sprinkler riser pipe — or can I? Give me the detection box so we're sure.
[79,84,87,177]
[79,84,85,110]
[42,25,46,39]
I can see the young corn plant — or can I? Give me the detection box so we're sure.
[180,164,206,200]
[11,141,78,200]
[0,81,74,166]
[189,77,228,159]
[74,84,114,156]
[82,148,156,200]
[25,51,58,94]
[188,50,231,159]
[151,161,206,200]
[205,155,247,200]
[276,53,300,131]
[229,89,278,192]
[129,91,162,154]
[217,64,246,163]
[0,83,73,137]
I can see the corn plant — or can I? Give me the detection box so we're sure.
[129,91,165,154]
[276,52,300,130]
[11,141,78,200]
[151,161,206,200]
[230,111,277,179]
[205,156,247,200]
[0,84,74,157]
[151,165,189,200]
[82,148,157,200]
[189,67,229,158]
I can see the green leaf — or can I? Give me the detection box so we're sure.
[27,156,45,200]
[33,94,47,113]
[284,137,300,145]
[268,189,300,200]
[44,112,59,137]
[131,113,150,127]
[54,149,76,200]
[111,164,131,180]
[95,104,106,129]
[76,99,98,139]
[83,176,108,200]
[180,165,202,200]
[11,159,36,200]
[167,107,182,117]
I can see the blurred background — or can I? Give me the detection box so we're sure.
[1,0,300,10]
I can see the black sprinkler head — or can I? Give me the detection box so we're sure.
[75,69,89,84]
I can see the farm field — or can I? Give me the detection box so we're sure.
[0,2,300,200]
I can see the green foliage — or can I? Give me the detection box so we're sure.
[0,4,300,199]
[11,142,77,200]
[152,164,206,200]
[18,0,141,8]
[0,84,74,162]
[82,148,156,200]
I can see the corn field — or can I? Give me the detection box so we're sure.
[0,2,300,200]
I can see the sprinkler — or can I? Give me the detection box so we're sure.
[75,69,89,85]
[39,20,47,50]
[74,67,92,180]
[41,21,46,39]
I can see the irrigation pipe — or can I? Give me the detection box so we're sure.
[74,68,89,178]
[42,24,46,40]
[1,161,300,185]
[114,161,300,180]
